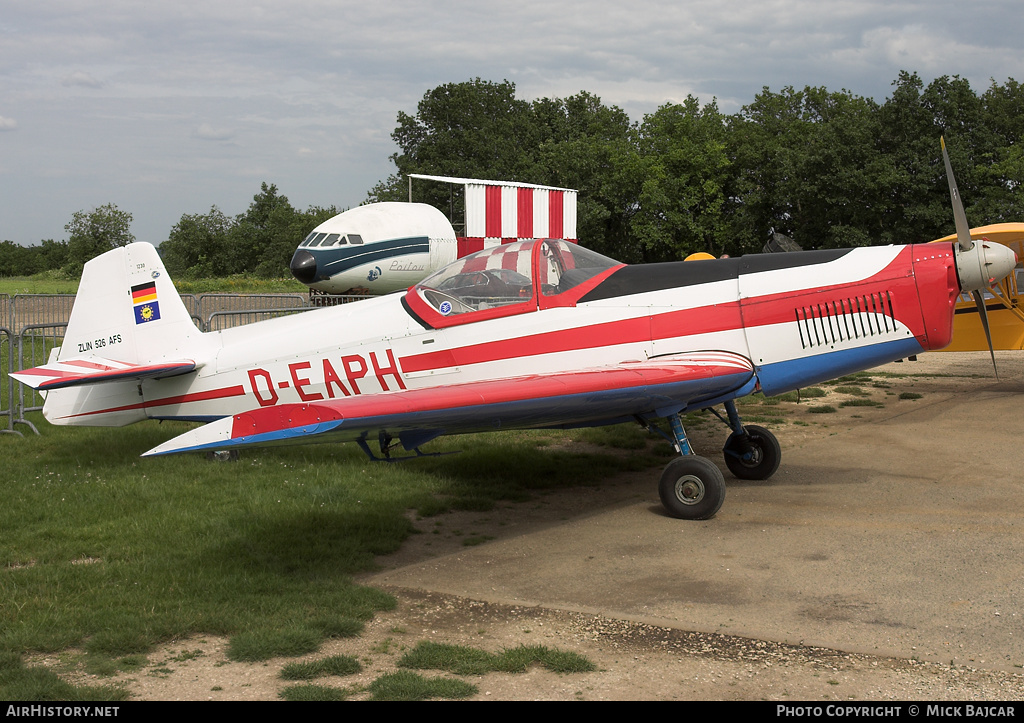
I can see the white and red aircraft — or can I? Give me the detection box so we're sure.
[12,143,1017,519]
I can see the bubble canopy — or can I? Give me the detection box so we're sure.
[405,239,623,328]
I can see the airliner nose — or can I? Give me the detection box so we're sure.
[290,249,317,283]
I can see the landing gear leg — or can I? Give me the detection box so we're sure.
[656,412,725,520]
[720,400,781,481]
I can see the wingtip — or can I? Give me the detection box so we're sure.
[142,406,346,457]
[143,415,236,457]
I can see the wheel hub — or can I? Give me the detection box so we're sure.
[674,475,706,506]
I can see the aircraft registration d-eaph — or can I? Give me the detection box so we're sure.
[13,142,1018,520]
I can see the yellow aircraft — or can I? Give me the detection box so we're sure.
[933,223,1024,351]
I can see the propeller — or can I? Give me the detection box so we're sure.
[942,136,1017,377]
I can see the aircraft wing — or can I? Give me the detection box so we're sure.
[142,351,755,457]
[11,357,197,391]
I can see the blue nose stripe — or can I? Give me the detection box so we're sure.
[313,236,431,275]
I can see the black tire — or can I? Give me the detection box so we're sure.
[658,456,726,520]
[723,424,781,481]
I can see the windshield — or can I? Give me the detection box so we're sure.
[417,240,536,316]
[538,239,618,297]
[412,239,621,321]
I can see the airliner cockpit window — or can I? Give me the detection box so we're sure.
[307,232,328,247]
[320,234,341,247]
[348,234,364,245]
[416,240,535,316]
[539,240,618,297]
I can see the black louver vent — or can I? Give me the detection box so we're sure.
[796,291,896,349]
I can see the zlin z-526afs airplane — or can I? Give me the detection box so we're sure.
[13,142,1018,520]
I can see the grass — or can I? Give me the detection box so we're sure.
[0,275,309,296]
[0,413,653,699]
[0,650,129,701]
[280,654,362,681]
[0,276,79,295]
[396,641,596,675]
[366,671,478,701]
[833,385,870,397]
[279,682,354,701]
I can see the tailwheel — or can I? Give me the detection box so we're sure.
[658,456,726,520]
[723,424,781,481]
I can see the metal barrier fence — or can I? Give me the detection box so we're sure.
[1,291,367,333]
[8,294,76,332]
[0,291,370,438]
[16,323,67,431]
[1,326,19,436]
[206,306,311,331]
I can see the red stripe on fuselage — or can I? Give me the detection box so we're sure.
[401,304,742,374]
[401,247,924,374]
[60,385,247,419]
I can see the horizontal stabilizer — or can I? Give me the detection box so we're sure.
[11,358,196,391]
[143,351,755,457]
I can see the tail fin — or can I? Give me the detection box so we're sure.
[62,242,201,364]
[12,243,203,425]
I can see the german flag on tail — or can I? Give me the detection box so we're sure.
[131,282,161,324]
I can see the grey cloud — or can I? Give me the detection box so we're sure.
[62,71,104,88]
[195,123,235,141]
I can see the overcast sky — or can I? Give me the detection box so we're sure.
[1,1,1021,247]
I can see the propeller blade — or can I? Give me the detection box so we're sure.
[972,289,999,378]
[941,136,973,252]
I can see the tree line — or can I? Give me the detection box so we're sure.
[372,73,1022,263]
[0,185,339,280]
[3,71,1021,278]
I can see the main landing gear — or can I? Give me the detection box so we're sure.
[651,400,780,520]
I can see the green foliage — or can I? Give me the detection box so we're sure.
[64,203,135,275]
[0,240,69,278]
[632,97,731,261]
[370,74,1024,263]
[160,187,339,279]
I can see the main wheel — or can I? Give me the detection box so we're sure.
[658,456,726,520]
[723,424,781,481]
